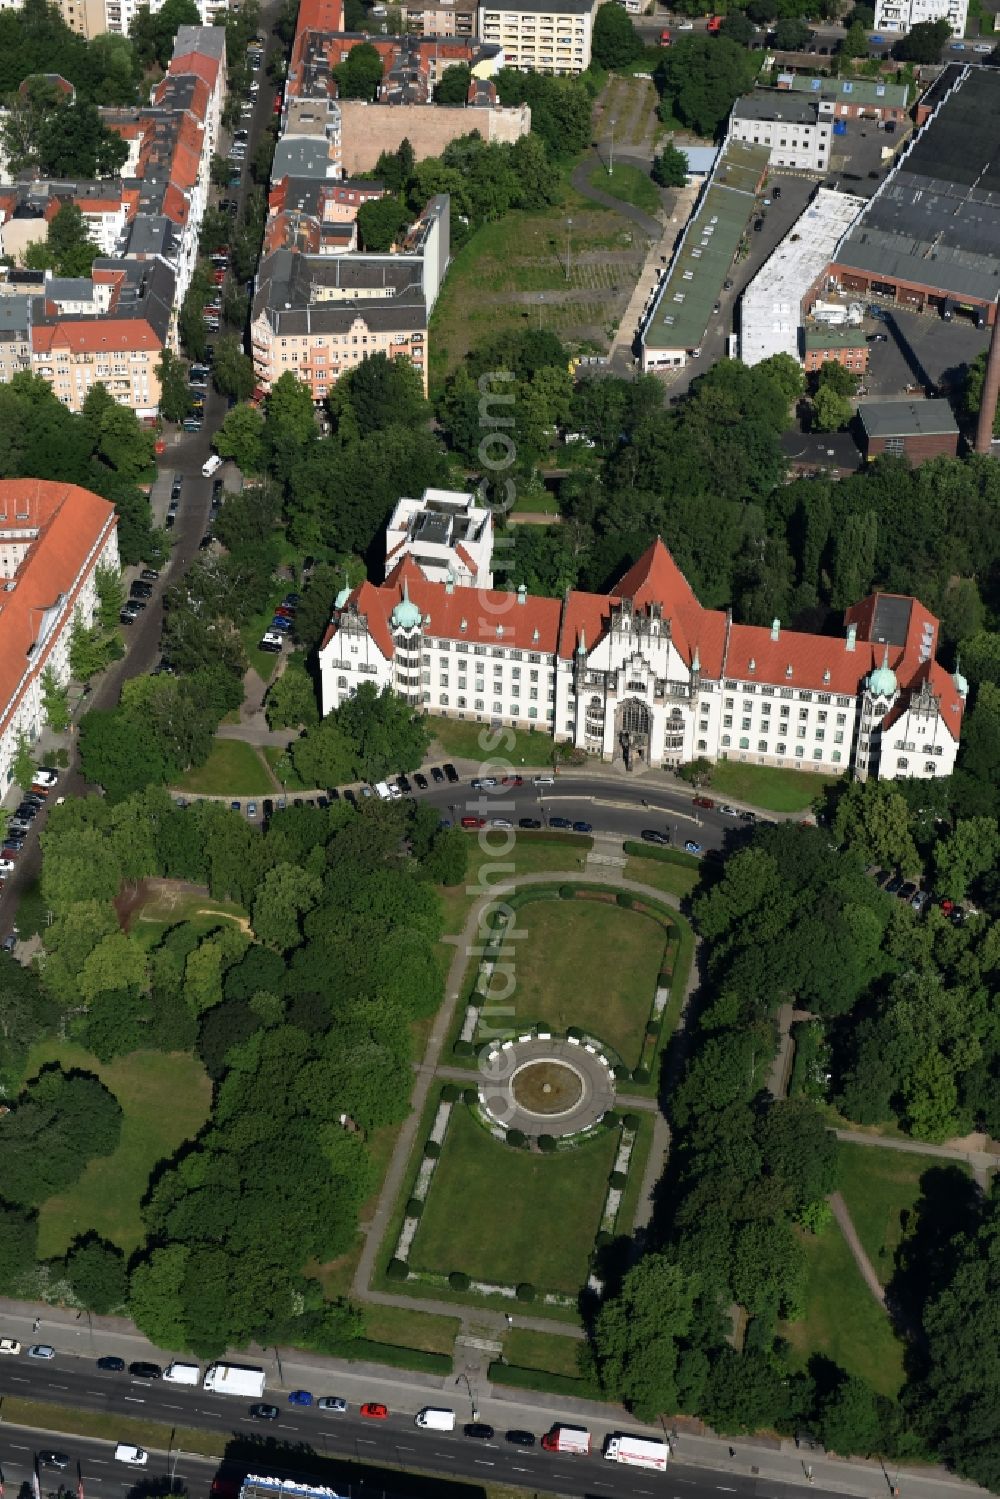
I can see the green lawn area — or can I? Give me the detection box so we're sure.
[436,837,592,935]
[837,1144,970,1287]
[362,1303,460,1358]
[624,853,700,900]
[706,761,842,814]
[129,886,249,949]
[175,738,273,796]
[503,1327,584,1378]
[427,716,559,767]
[21,1043,212,1256]
[409,1106,616,1293]
[781,1223,905,1397]
[261,743,310,791]
[503,897,665,1066]
[588,162,661,216]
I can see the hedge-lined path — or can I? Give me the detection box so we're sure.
[352,864,698,1370]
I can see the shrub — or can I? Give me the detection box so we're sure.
[613,1064,631,1081]
[535,1020,552,1035]
[616,892,633,908]
[567,1025,584,1041]
[463,1087,477,1105]
[610,1170,628,1190]
[406,1197,424,1216]
[507,1128,526,1148]
[623,1112,641,1131]
[441,1083,460,1102]
[449,1270,470,1291]
[632,1066,651,1085]
[424,1140,441,1159]
[454,1038,473,1056]
[515,1282,535,1303]
[658,969,673,985]
[386,1258,409,1281]
[594,1230,613,1249]
[645,1021,660,1041]
[537,1134,557,1153]
[559,884,576,899]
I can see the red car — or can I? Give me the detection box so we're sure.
[460,816,486,830]
[273,92,282,113]
[360,1402,388,1420]
[693,795,715,809]
[212,271,226,285]
[501,775,523,787]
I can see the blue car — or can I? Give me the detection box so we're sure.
[684,840,703,856]
[288,1390,314,1406]
[270,617,293,632]
[572,820,593,833]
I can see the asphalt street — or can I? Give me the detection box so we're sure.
[0,1360,853,1499]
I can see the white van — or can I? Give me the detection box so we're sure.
[533,775,554,786]
[374,780,401,800]
[415,1408,456,1431]
[163,1362,200,1386]
[114,1445,148,1466]
[202,453,223,478]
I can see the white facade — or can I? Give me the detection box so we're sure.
[740,188,865,366]
[477,0,596,74]
[730,96,832,172]
[384,488,494,588]
[0,480,119,791]
[318,540,964,782]
[874,0,967,37]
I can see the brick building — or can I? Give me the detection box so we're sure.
[858,399,960,464]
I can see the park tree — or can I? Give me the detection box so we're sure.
[252,864,323,951]
[720,12,755,43]
[79,707,173,801]
[652,143,689,188]
[433,63,471,103]
[78,930,149,1004]
[331,349,428,437]
[812,384,854,432]
[594,1253,698,1419]
[264,660,319,729]
[64,1234,128,1314]
[0,1201,38,1294]
[131,0,200,67]
[933,818,1000,903]
[335,680,432,782]
[290,715,358,791]
[832,780,920,875]
[592,1,643,67]
[773,17,811,48]
[356,195,411,253]
[334,41,383,100]
[263,371,317,484]
[0,1067,123,1206]
[840,20,869,57]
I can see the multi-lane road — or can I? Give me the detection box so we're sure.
[0,1351,855,1499]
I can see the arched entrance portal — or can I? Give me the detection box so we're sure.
[617,697,650,768]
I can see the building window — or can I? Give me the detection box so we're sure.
[741,717,751,731]
[697,739,707,751]
[739,736,749,750]
[758,739,767,752]
[777,743,786,756]
[795,745,804,758]
[493,701,503,714]
[723,714,733,728]
[898,756,909,769]
[832,750,842,763]
[440,694,449,706]
[528,707,537,719]
[721,734,731,747]
[475,699,484,711]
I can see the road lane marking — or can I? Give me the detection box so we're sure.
[50,1384,69,1390]
[162,1404,183,1411]
[473,1461,494,1467]
[122,1397,145,1404]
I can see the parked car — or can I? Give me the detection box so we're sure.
[430,766,445,783]
[471,776,497,790]
[414,772,428,790]
[693,795,715,809]
[247,802,257,819]
[443,763,459,783]
[249,1404,279,1421]
[505,1429,535,1446]
[397,775,412,793]
[129,1361,162,1379]
[28,1345,56,1360]
[464,1423,495,1441]
[460,816,486,829]
[684,841,703,856]
[288,1390,313,1406]
[572,821,593,833]
[38,1454,70,1470]
[549,816,572,829]
[719,804,739,817]
[361,1403,389,1420]
[96,1355,125,1371]
[641,829,669,845]
[317,1397,348,1412]
[0,1339,22,1355]
[170,473,183,499]
[518,817,542,829]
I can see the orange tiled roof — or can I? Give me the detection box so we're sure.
[32,318,161,355]
[0,480,116,737]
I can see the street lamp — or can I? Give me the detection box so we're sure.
[608,118,616,177]
[565,218,573,281]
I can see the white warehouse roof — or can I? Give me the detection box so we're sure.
[739,188,865,367]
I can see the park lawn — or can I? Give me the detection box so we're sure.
[427,715,558,767]
[836,1144,970,1287]
[362,1303,460,1358]
[261,743,311,791]
[409,1106,617,1293]
[624,853,700,900]
[511,484,561,516]
[706,761,841,814]
[130,887,250,949]
[175,738,273,796]
[436,838,592,935]
[20,1043,211,1257]
[503,1327,584,1379]
[781,1223,905,1397]
[510,898,665,1065]
[588,162,661,216]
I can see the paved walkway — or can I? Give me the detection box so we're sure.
[829,1192,887,1311]
[833,1127,1000,1178]
[352,867,695,1361]
[570,149,663,239]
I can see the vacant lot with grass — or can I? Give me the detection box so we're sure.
[706,761,840,814]
[175,739,273,797]
[837,1145,970,1287]
[588,162,661,215]
[782,1222,905,1396]
[503,897,664,1064]
[409,1106,616,1293]
[21,1042,212,1257]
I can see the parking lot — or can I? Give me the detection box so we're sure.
[826,116,910,199]
[860,303,989,402]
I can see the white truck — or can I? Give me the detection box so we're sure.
[374,780,401,800]
[202,1363,266,1398]
[163,1362,200,1386]
[414,1408,456,1431]
[541,1425,591,1455]
[603,1434,669,1471]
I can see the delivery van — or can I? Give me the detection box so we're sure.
[114,1445,148,1466]
[415,1408,456,1431]
[164,1362,200,1385]
[202,453,223,478]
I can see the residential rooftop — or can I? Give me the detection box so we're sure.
[778,73,909,109]
[733,91,820,125]
[858,398,960,439]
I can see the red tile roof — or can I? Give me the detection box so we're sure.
[0,481,116,738]
[32,319,161,355]
[168,52,222,91]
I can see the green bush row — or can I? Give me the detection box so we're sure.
[333,1337,452,1376]
[487,1361,601,1399]
[623,840,702,870]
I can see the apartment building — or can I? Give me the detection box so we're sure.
[477,0,597,73]
[18,0,236,38]
[399,0,477,35]
[730,92,832,172]
[0,479,119,790]
[874,0,967,38]
[252,194,449,398]
[384,487,494,588]
[319,537,964,782]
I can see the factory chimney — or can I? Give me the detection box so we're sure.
[974,298,1000,455]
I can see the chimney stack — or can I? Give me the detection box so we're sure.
[975,297,1000,455]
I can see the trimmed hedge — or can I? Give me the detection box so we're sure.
[424,1140,441,1159]
[488,1362,600,1399]
[336,1338,452,1376]
[441,1083,460,1102]
[386,1258,409,1280]
[616,891,633,908]
[623,1112,641,1131]
[515,1282,536,1303]
[610,1170,627,1190]
[449,1270,470,1291]
[623,840,702,871]
[463,1087,477,1105]
[537,1134,557,1153]
[454,1038,473,1056]
[406,1197,424,1217]
[507,1127,526,1148]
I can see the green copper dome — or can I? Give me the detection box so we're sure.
[334,586,351,609]
[391,579,422,631]
[868,646,897,699]
[953,661,969,699]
